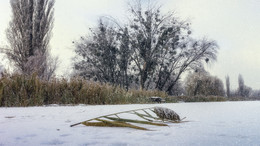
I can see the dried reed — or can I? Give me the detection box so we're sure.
[71,107,186,130]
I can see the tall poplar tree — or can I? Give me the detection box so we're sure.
[4,0,57,79]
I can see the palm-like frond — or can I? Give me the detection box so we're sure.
[71,107,186,130]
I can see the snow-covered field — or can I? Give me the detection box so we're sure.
[1,101,260,146]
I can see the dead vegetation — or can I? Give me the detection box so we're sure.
[71,107,186,130]
[0,74,167,107]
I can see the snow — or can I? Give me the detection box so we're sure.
[1,101,260,145]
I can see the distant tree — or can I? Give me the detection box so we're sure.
[237,74,252,97]
[185,69,225,96]
[238,74,244,96]
[169,80,185,96]
[3,0,57,80]
[226,75,230,97]
[243,86,252,98]
[250,90,260,98]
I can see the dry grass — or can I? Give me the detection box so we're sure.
[0,73,229,107]
[0,74,168,107]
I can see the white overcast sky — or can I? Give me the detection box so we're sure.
[0,0,260,90]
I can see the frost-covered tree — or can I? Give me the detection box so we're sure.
[126,2,218,92]
[250,90,260,98]
[74,1,218,94]
[117,27,132,89]
[3,0,57,79]
[226,75,230,97]
[237,74,252,97]
[169,80,185,96]
[238,74,245,96]
[185,69,225,96]
[74,20,124,86]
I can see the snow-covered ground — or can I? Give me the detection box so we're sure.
[1,101,260,146]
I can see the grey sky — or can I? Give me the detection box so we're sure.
[0,0,260,90]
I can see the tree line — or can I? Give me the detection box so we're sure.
[186,70,257,98]
[225,74,257,98]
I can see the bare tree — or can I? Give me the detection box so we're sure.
[3,0,57,79]
[126,2,218,92]
[74,20,121,84]
[117,27,132,89]
[185,70,225,96]
[169,80,185,96]
[238,74,244,97]
[226,75,230,97]
[237,74,252,97]
[73,1,218,94]
[250,90,260,98]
